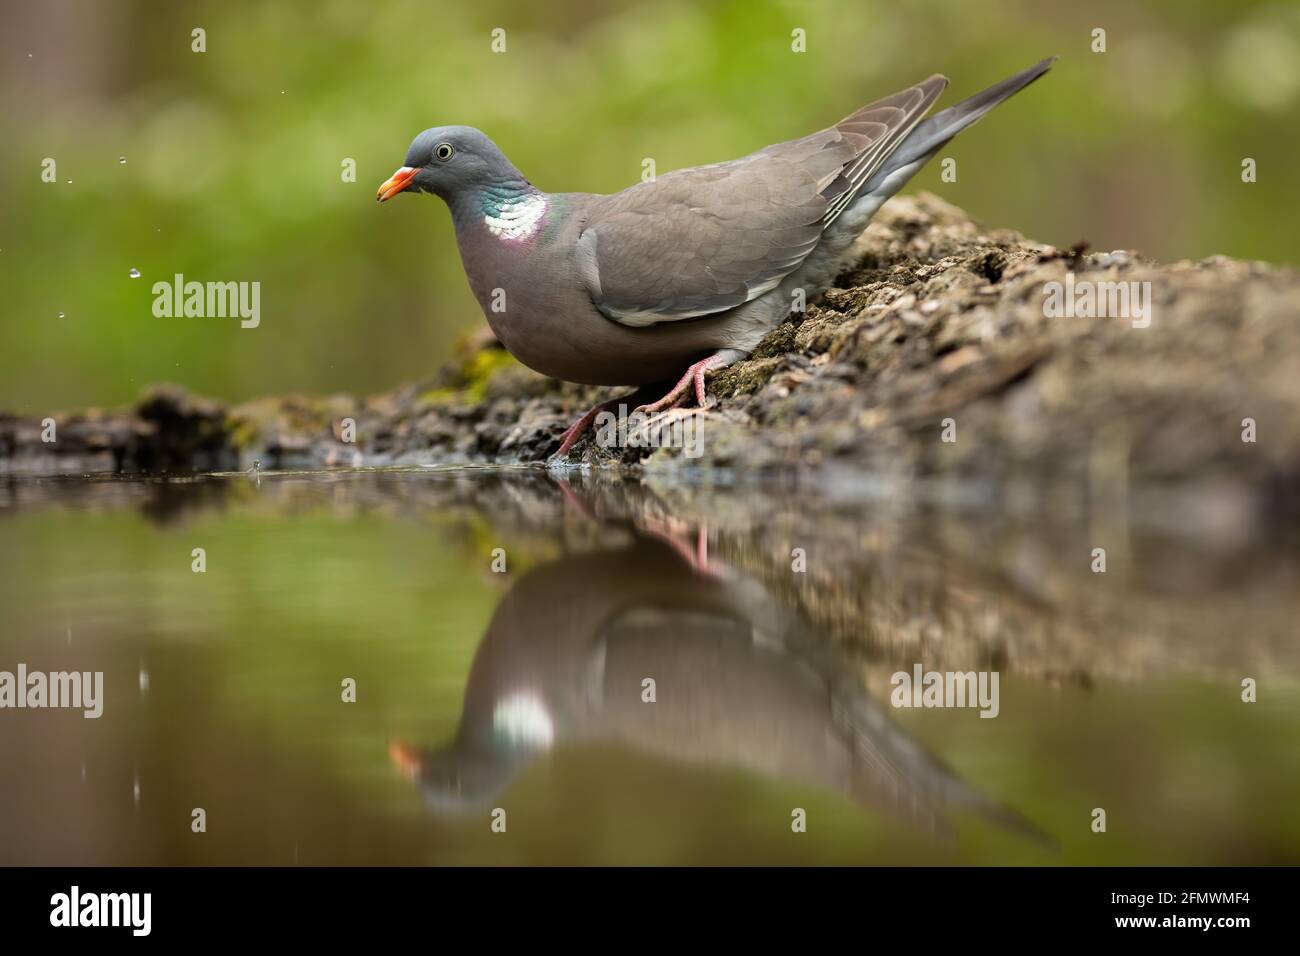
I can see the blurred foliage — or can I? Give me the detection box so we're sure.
[1,0,1298,412]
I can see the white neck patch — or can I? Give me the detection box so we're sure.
[485,194,547,241]
[492,691,555,748]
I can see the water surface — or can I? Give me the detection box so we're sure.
[1,469,1296,864]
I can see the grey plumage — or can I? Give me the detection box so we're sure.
[869,55,1056,189]
[575,74,948,326]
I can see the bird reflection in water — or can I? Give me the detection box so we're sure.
[390,482,1047,845]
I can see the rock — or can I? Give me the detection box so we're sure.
[0,384,237,476]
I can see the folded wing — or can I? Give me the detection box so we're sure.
[577,75,948,328]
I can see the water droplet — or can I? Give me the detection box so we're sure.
[118,156,127,164]
[57,311,65,318]
[139,663,149,694]
[133,771,141,807]
[128,267,141,278]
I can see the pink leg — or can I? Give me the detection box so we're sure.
[551,397,623,458]
[551,386,662,459]
[552,350,741,459]
[641,518,724,578]
[635,353,730,416]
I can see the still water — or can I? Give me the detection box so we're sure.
[1,468,1296,865]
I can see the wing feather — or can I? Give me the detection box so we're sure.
[581,76,948,328]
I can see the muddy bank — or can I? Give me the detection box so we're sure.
[4,194,1298,530]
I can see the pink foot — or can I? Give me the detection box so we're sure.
[642,518,724,578]
[552,402,610,459]
[551,393,639,459]
[634,354,728,416]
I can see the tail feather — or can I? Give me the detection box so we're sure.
[832,676,1058,849]
[863,56,1057,196]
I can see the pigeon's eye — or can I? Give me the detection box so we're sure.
[434,143,454,162]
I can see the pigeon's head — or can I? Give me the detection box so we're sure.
[376,126,523,203]
[388,739,523,815]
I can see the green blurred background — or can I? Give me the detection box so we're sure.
[2,0,1298,414]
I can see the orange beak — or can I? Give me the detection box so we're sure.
[376,166,420,202]
[388,739,423,779]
